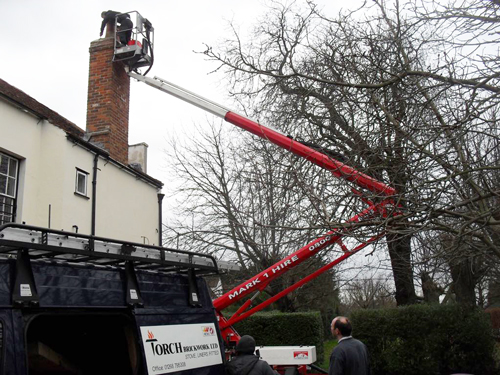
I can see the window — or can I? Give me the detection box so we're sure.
[75,169,89,197]
[0,152,18,225]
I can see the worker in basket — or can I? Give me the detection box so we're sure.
[225,335,276,375]
[100,10,133,46]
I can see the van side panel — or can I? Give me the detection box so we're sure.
[0,260,225,374]
[138,273,213,308]
[31,263,126,307]
[135,274,225,375]
[0,310,26,375]
[11,310,26,375]
[0,263,12,306]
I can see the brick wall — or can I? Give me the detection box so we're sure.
[86,37,130,164]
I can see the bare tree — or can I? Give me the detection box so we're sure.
[163,122,345,311]
[341,277,396,313]
[200,0,500,306]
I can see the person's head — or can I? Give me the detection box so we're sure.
[235,335,256,355]
[331,316,352,339]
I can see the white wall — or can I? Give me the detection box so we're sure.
[0,99,161,244]
[95,158,161,245]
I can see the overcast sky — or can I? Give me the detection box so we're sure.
[2,0,392,283]
[2,1,258,179]
[1,0,355,183]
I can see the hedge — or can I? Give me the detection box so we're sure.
[350,304,498,375]
[233,311,325,363]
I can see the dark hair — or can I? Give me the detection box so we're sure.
[334,318,352,337]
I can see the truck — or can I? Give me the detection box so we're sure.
[0,223,238,375]
[0,11,398,375]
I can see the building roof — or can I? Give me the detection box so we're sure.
[0,78,84,138]
[0,78,163,188]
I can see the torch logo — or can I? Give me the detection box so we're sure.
[146,330,157,342]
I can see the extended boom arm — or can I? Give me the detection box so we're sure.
[129,74,395,196]
[129,73,398,346]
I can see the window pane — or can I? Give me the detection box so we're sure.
[0,175,6,194]
[1,196,12,212]
[77,173,87,194]
[7,177,15,197]
[0,156,7,175]
[0,196,13,224]
[8,198,13,215]
[8,158,17,178]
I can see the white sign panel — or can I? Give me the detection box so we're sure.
[140,323,222,374]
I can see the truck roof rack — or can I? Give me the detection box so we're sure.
[0,224,239,275]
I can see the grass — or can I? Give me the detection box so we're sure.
[315,339,337,370]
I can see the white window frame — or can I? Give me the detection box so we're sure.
[75,168,89,197]
[0,152,19,224]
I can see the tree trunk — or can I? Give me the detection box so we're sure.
[387,231,417,305]
[449,257,477,307]
[421,272,443,304]
[487,277,500,307]
[267,279,296,312]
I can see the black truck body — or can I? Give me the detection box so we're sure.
[0,224,226,375]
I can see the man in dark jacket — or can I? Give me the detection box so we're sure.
[329,317,370,375]
[100,11,133,45]
[116,13,133,45]
[225,335,276,375]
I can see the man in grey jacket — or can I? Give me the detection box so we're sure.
[329,316,370,375]
[225,335,276,375]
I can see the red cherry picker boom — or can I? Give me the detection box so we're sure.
[117,13,398,374]
[129,74,398,374]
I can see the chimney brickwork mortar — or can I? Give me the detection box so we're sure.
[86,37,130,164]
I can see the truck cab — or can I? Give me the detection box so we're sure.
[0,224,235,375]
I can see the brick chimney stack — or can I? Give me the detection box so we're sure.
[86,31,130,164]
